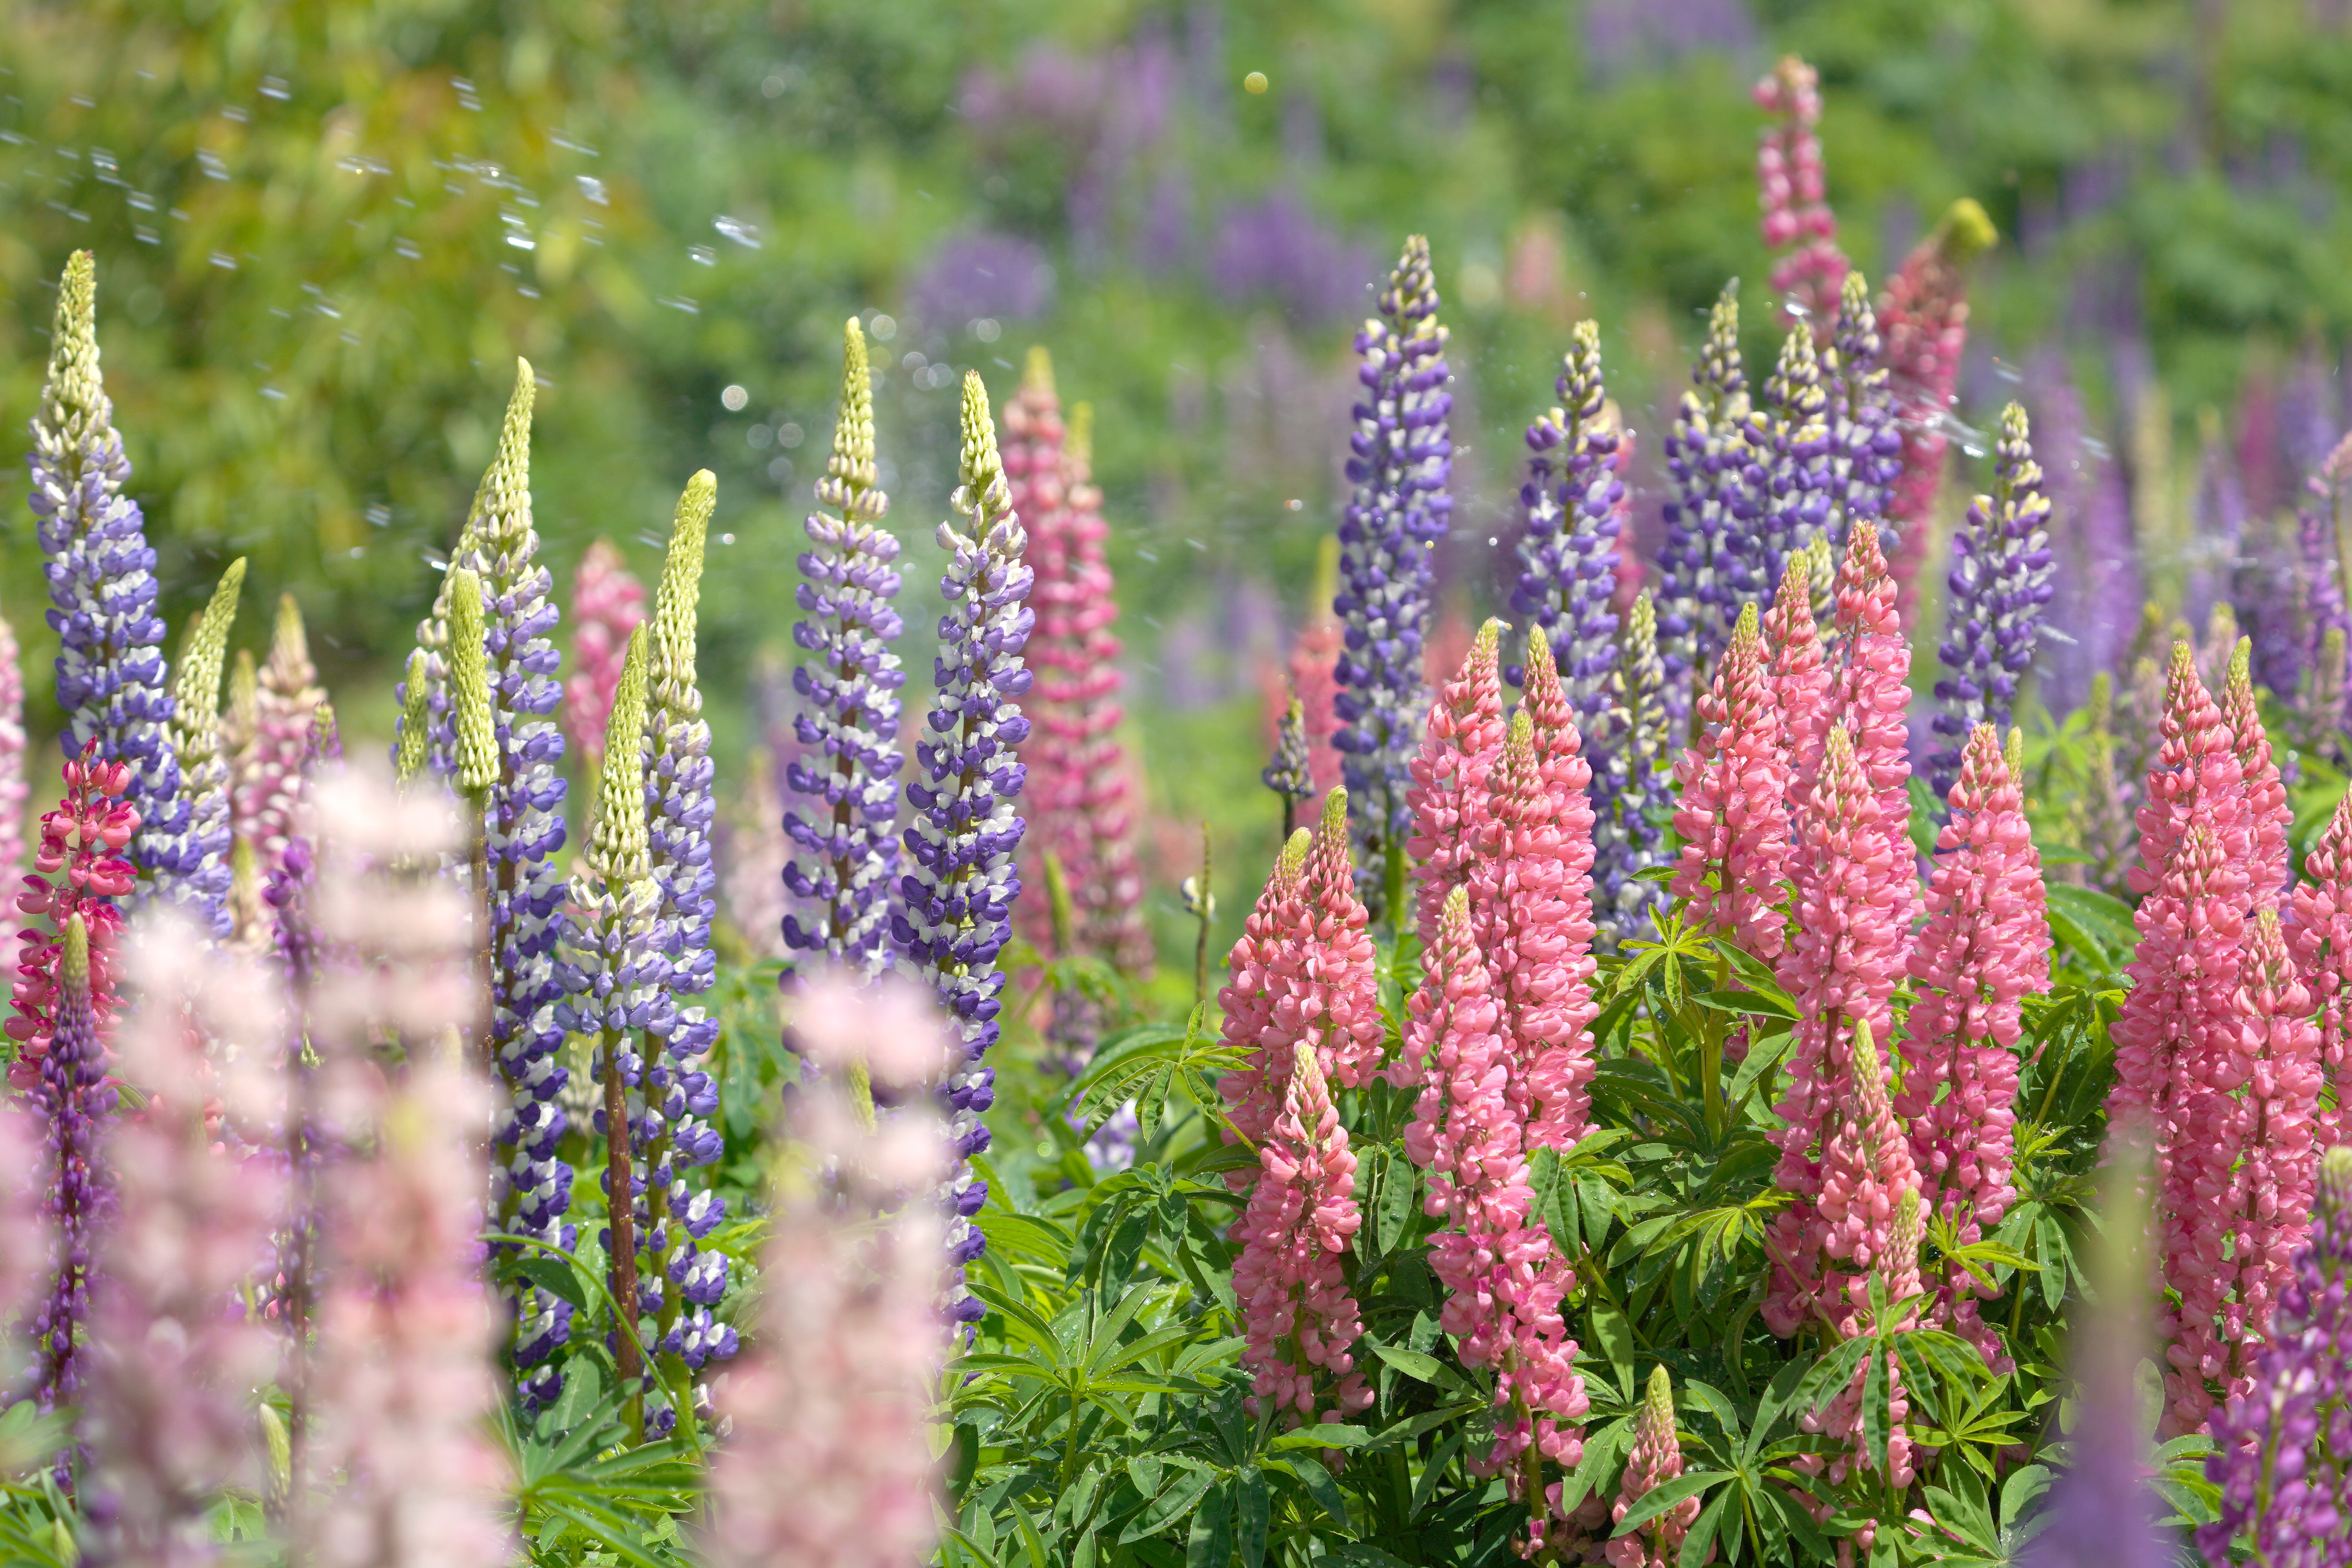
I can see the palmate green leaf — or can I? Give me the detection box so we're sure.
[1185,1480,1235,1568]
[1122,1468,1217,1542]
[1611,1471,1732,1536]
[1264,1452,1353,1535]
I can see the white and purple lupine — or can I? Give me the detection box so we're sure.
[1333,234,1453,921]
[160,559,247,939]
[2200,1144,2352,1564]
[782,319,906,976]
[29,252,192,900]
[1508,320,1623,719]
[1592,590,1676,947]
[31,915,109,1417]
[393,461,498,783]
[639,472,736,1389]
[1735,324,1836,618]
[455,361,577,1408]
[1928,403,2055,801]
[1822,270,1905,556]
[894,370,1034,1325]
[1656,281,1753,709]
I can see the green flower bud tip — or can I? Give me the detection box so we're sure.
[310,700,339,760]
[270,592,311,684]
[952,370,1014,542]
[63,912,88,996]
[1318,786,1348,842]
[817,318,887,522]
[1067,400,1093,471]
[651,470,715,707]
[1935,197,1998,264]
[480,358,537,547]
[230,648,258,734]
[1279,828,1312,878]
[1642,1364,1674,1429]
[44,250,109,445]
[591,624,653,884]
[1022,344,1054,397]
[173,557,247,757]
[446,566,498,795]
[396,650,431,786]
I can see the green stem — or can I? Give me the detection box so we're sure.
[1192,825,1213,1010]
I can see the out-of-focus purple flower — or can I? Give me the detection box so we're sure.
[30,915,110,1418]
[909,233,1055,330]
[1583,0,1757,77]
[2282,339,2344,489]
[1208,189,1374,324]
[1657,281,1753,707]
[1928,404,2055,801]
[2186,432,2247,633]
[1333,235,1454,921]
[1591,592,1674,946]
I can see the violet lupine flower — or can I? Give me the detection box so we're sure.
[1508,322,1623,720]
[1822,270,1904,555]
[236,595,327,877]
[158,561,247,939]
[703,972,951,1568]
[1656,281,1753,703]
[1737,326,1835,620]
[30,914,111,1416]
[1878,200,1998,622]
[29,252,191,900]
[1927,403,2055,803]
[1333,234,1454,921]
[638,473,737,1395]
[84,921,286,1566]
[895,371,1036,1324]
[1591,590,1674,946]
[563,539,647,776]
[2201,1144,2352,1564]
[453,361,576,1410]
[783,319,906,976]
[0,612,24,878]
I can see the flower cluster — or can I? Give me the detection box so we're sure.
[1753,54,1848,327]
[236,595,328,877]
[1927,405,2056,801]
[0,614,23,879]
[1508,320,1623,720]
[8,745,137,1088]
[1878,200,1998,617]
[1656,282,1752,705]
[1609,1368,1700,1568]
[29,915,111,1417]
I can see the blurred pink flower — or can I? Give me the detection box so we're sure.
[564,540,647,775]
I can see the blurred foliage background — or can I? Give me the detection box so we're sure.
[2,0,2348,970]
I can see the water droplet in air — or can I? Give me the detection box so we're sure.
[714,215,761,250]
[869,314,896,342]
[721,385,749,412]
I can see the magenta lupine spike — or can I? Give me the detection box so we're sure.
[1608,1367,1697,1568]
[704,972,952,1568]
[1406,618,1507,952]
[1762,727,1919,1340]
[1003,352,1073,962]
[1898,725,2044,1371]
[1818,521,1916,842]
[1402,886,1585,1519]
[84,923,288,1563]
[1671,604,1791,964]
[2290,792,2352,1147]
[2201,1146,2352,1565]
[1233,1041,1373,1426]
[0,613,23,877]
[563,539,648,776]
[7,746,137,1092]
[2222,639,2293,915]
[1878,201,1997,621]
[235,594,326,878]
[1753,55,1849,331]
[2225,911,2324,1387]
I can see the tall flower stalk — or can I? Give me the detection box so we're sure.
[1657,282,1752,708]
[1927,404,2055,802]
[1609,1368,1698,1568]
[1508,321,1624,722]
[1740,326,1836,616]
[7,748,137,1092]
[2292,792,2352,1147]
[1592,590,1674,945]
[29,250,189,896]
[237,595,327,877]
[1879,200,1998,618]
[159,559,246,938]
[1753,55,1848,329]
[783,319,905,976]
[895,371,1036,1322]
[1671,603,1789,964]
[1405,620,1506,952]
[1333,234,1454,923]
[1823,270,1904,554]
[29,915,110,1420]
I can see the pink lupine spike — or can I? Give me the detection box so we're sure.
[1763,727,1919,1340]
[2225,909,2323,1385]
[1214,827,1315,1162]
[1608,1367,1702,1568]
[2290,792,2352,1146]
[0,612,23,877]
[1298,791,1386,1092]
[2121,641,2250,908]
[1898,724,2044,1371]
[2221,638,2291,915]
[1753,55,1848,332]
[1402,885,1585,1526]
[1763,550,1829,790]
[1407,618,1508,951]
[1878,201,1995,623]
[1232,1042,1372,1426]
[1796,1184,1927,1529]
[1285,540,1346,798]
[235,595,327,877]
[1808,1019,1923,1331]
[563,539,648,776]
[1820,521,1915,841]
[1671,602,1791,963]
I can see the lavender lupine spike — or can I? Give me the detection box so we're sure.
[1737,324,1836,615]
[1928,403,2056,801]
[1822,270,1904,556]
[894,370,1034,1324]
[783,319,905,975]
[1509,320,1624,725]
[154,559,246,938]
[31,914,109,1416]
[1591,590,1674,947]
[1656,281,1753,706]
[456,361,576,1410]
[30,252,190,896]
[1333,234,1453,921]
[638,472,737,1394]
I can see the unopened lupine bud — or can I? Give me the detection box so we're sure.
[446,568,497,796]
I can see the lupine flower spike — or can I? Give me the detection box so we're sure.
[0,614,23,878]
[1657,281,1753,704]
[1928,403,2055,802]
[1754,56,1848,329]
[2221,911,2323,1389]
[1406,618,1506,950]
[1741,325,1835,613]
[1818,521,1916,846]
[29,915,110,1420]
[564,540,647,776]
[896,370,1035,1323]
[2222,638,2293,915]
[1879,200,1998,618]
[1592,590,1675,944]
[1672,603,1791,963]
[1609,1368,1699,1568]
[8,747,137,1092]
[1334,234,1453,922]
[1508,320,1623,722]
[783,318,906,974]
[237,594,327,876]
[2292,791,2352,1146]
[1900,724,2045,1370]
[1261,697,1315,838]
[158,558,246,936]
[29,252,190,893]
[1821,271,1903,553]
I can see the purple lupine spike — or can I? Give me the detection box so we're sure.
[457,360,577,1411]
[1928,403,2056,801]
[1508,318,1622,722]
[1823,270,1905,557]
[893,370,1034,1324]
[2187,431,2247,633]
[28,251,192,903]
[1333,234,1453,922]
[30,915,110,1419]
[1656,280,1753,710]
[1735,323,1836,620]
[782,319,905,976]
[2200,1144,2352,1564]
[1591,590,1675,947]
